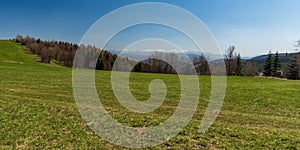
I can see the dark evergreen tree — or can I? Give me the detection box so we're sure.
[287,54,299,80]
[133,62,142,72]
[193,54,210,75]
[271,51,281,77]
[263,51,273,76]
[235,53,242,76]
[96,58,104,70]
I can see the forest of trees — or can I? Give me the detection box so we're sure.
[15,35,77,67]
[14,35,300,79]
[263,51,282,77]
[262,44,300,80]
[14,35,208,75]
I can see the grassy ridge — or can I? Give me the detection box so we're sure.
[0,40,38,64]
[0,41,299,149]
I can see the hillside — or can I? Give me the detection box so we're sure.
[0,41,300,149]
[0,40,38,64]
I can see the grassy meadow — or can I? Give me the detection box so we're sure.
[0,40,299,149]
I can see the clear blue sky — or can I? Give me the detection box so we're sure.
[1,0,300,57]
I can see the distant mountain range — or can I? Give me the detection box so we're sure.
[108,50,225,61]
[108,49,299,73]
[109,49,298,61]
[251,53,290,61]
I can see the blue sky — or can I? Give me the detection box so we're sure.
[1,0,300,57]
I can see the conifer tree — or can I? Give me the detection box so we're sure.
[235,53,242,76]
[272,51,281,77]
[287,54,299,80]
[263,51,273,76]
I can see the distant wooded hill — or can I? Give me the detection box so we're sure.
[248,52,300,75]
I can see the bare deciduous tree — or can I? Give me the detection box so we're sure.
[225,46,238,75]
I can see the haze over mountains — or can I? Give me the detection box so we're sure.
[109,49,225,61]
[108,49,298,61]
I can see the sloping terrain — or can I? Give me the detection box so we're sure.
[0,41,299,149]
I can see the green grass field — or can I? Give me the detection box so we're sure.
[0,40,300,149]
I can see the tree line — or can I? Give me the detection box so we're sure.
[224,41,300,80]
[13,35,245,76]
[13,35,208,75]
[263,56,300,80]
[14,35,299,79]
[15,35,77,67]
[262,40,300,80]
[223,46,259,76]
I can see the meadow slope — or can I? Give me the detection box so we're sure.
[0,40,299,149]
